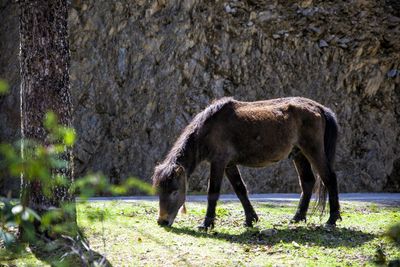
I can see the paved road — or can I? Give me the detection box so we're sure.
[86,193,400,205]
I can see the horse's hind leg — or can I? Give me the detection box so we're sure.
[300,146,341,226]
[198,161,226,230]
[291,152,316,223]
[321,164,341,225]
[225,165,258,227]
[317,163,340,225]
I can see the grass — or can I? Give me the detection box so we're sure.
[1,200,399,266]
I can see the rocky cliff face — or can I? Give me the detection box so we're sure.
[1,0,399,195]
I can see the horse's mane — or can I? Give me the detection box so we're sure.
[152,97,234,186]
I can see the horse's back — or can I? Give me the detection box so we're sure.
[235,97,324,114]
[234,97,327,130]
[203,97,328,167]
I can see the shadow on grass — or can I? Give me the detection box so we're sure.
[29,233,113,267]
[167,225,375,248]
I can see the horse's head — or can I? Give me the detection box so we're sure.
[152,163,187,227]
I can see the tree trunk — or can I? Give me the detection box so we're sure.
[19,0,75,229]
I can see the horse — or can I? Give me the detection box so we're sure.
[152,97,341,229]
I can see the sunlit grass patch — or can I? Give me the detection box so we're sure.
[2,200,399,266]
[75,200,400,266]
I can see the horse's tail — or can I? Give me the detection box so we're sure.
[315,106,338,216]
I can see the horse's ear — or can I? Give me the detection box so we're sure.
[179,203,187,214]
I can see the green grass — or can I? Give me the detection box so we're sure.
[1,200,399,266]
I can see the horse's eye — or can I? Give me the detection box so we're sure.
[171,190,178,197]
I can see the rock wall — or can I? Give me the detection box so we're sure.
[1,0,399,195]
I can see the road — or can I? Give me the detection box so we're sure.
[85,193,400,205]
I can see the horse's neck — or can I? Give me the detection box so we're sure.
[177,136,202,176]
[177,153,198,177]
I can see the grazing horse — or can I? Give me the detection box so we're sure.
[152,97,341,229]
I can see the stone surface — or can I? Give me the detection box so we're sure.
[1,0,400,195]
[260,229,278,237]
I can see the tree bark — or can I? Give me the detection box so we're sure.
[19,0,75,226]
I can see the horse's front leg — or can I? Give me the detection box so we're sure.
[198,161,225,231]
[225,165,258,227]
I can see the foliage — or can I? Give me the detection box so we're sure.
[0,103,153,266]
[386,223,400,246]
[0,80,9,94]
[373,222,400,266]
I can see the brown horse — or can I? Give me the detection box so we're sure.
[152,97,341,229]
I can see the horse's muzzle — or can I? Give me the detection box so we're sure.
[157,218,170,226]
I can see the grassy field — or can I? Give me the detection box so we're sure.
[1,200,399,266]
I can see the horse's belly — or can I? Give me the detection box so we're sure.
[236,144,293,168]
[227,114,298,167]
[240,160,277,168]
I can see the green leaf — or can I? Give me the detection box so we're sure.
[63,128,76,146]
[0,229,16,248]
[20,222,36,242]
[44,111,58,130]
[21,210,30,221]
[25,207,41,221]
[54,174,68,186]
[0,80,9,94]
[125,177,154,195]
[53,144,66,153]
[49,158,68,169]
[110,185,127,195]
[41,209,63,226]
[0,143,17,160]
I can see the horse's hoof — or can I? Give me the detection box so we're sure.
[244,213,259,227]
[291,214,306,223]
[198,217,215,231]
[198,223,214,231]
[253,213,259,222]
[325,219,338,227]
[244,221,254,228]
[326,212,342,226]
[197,224,208,231]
